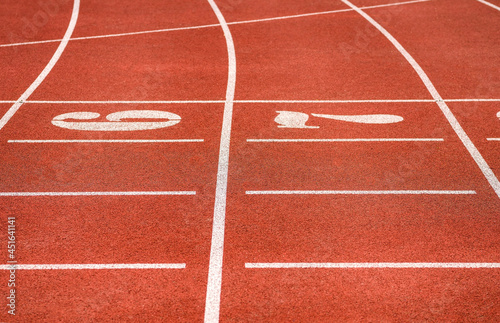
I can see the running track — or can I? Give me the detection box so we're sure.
[0,0,499,321]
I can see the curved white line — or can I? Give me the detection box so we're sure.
[342,0,500,199]
[204,1,236,322]
[0,0,429,49]
[476,0,500,11]
[0,0,80,131]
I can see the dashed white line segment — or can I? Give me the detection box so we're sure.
[0,191,196,197]
[0,0,80,131]
[0,264,186,270]
[245,263,500,269]
[342,0,500,199]
[8,139,204,143]
[247,138,444,142]
[246,190,476,195]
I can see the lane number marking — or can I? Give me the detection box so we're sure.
[275,111,403,129]
[52,110,181,131]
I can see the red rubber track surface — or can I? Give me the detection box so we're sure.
[0,0,499,321]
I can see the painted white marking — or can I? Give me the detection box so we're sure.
[245,263,500,269]
[0,191,196,197]
[497,111,500,119]
[1,99,500,104]
[0,0,429,48]
[342,0,500,199]
[487,138,500,141]
[312,113,403,124]
[246,190,476,195]
[52,110,181,131]
[247,138,444,142]
[204,0,236,322]
[476,0,500,11]
[275,111,319,129]
[0,0,80,131]
[0,263,185,270]
[8,139,203,143]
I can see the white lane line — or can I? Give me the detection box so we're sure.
[247,138,444,143]
[245,263,500,269]
[0,191,196,197]
[0,263,186,270]
[205,1,236,322]
[476,0,500,11]
[1,99,500,104]
[487,138,500,141]
[342,0,500,199]
[0,0,429,48]
[8,139,204,143]
[0,0,80,131]
[246,190,476,195]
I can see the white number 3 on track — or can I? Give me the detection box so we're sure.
[52,110,181,131]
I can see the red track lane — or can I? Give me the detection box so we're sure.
[230,11,432,100]
[0,269,205,321]
[29,31,228,101]
[364,0,500,99]
[72,0,220,38]
[0,0,73,44]
[0,44,60,100]
[218,0,500,321]
[1,0,499,321]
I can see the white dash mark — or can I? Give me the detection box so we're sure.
[275,111,319,129]
[8,139,204,143]
[311,113,403,124]
[245,263,500,269]
[0,263,186,270]
[245,190,476,195]
[0,191,196,197]
[246,138,444,142]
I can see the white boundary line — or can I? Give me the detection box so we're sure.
[0,191,196,197]
[246,190,476,195]
[204,1,236,322]
[0,0,429,49]
[8,139,204,143]
[247,138,444,143]
[342,0,500,199]
[0,99,499,104]
[0,263,186,270]
[245,262,500,269]
[476,0,500,11]
[0,0,80,131]
[487,138,500,141]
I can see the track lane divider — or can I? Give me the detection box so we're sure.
[342,0,500,199]
[204,0,236,322]
[0,0,80,131]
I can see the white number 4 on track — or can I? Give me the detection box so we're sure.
[51,110,181,131]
